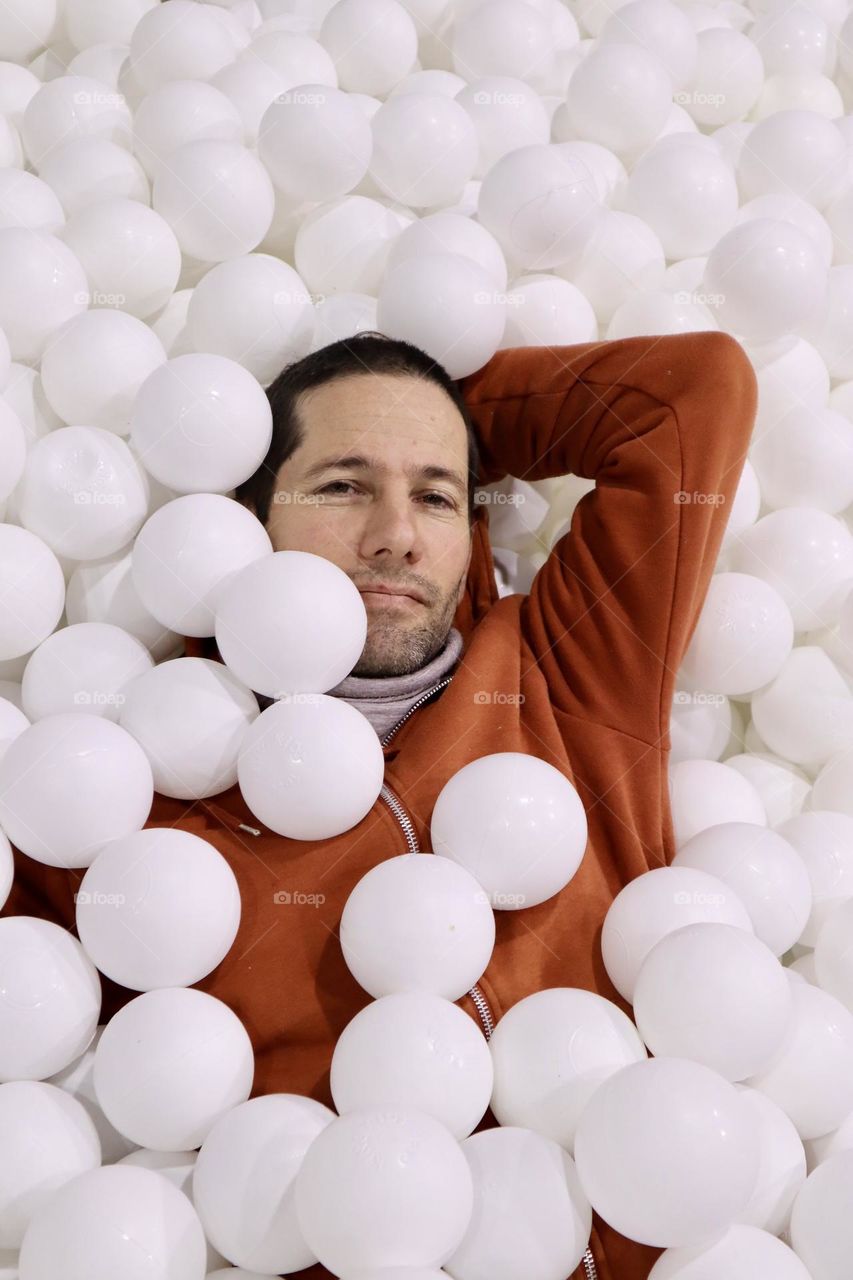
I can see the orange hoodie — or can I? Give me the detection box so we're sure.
[2,330,758,1280]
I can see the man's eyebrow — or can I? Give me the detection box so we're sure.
[301,454,468,498]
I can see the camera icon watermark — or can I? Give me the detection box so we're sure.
[273,889,325,906]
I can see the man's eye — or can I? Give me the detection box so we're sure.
[316,482,456,510]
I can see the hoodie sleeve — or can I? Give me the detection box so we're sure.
[457,331,758,748]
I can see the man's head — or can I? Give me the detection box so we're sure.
[235,331,481,678]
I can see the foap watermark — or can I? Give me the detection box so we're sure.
[474,889,526,907]
[74,290,125,307]
[272,491,327,505]
[73,690,126,708]
[673,91,727,108]
[74,890,126,906]
[273,289,324,306]
[472,90,526,106]
[474,489,526,506]
[273,890,325,907]
[673,490,726,506]
[474,290,525,306]
[274,89,328,106]
[73,491,126,505]
[473,690,525,705]
[672,691,727,706]
[673,290,725,307]
[271,691,324,705]
[72,90,126,108]
[674,890,726,907]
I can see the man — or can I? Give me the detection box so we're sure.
[2,328,758,1280]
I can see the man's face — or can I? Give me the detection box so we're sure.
[250,372,474,678]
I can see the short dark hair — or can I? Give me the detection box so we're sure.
[234,331,481,528]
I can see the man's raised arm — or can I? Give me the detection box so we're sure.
[458,331,758,748]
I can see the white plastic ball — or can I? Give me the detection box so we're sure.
[574,1056,760,1248]
[17,1163,207,1280]
[93,988,254,1150]
[0,228,88,363]
[310,291,377,349]
[672,822,812,957]
[368,92,477,207]
[0,527,65,662]
[669,758,766,848]
[686,28,765,126]
[20,622,153,722]
[294,194,411,296]
[499,273,598,346]
[702,218,827,342]
[21,75,132,169]
[340,853,495,1000]
[131,494,272,637]
[237,694,384,838]
[430,752,587,910]
[258,84,372,201]
[477,144,603,271]
[799,263,853,381]
[0,1080,100,1249]
[565,41,672,154]
[45,1026,138,1165]
[0,0,57,63]
[130,353,272,493]
[0,169,64,233]
[385,210,507,289]
[445,1126,592,1280]
[76,828,240,991]
[128,0,244,92]
[0,917,101,1082]
[16,426,149,561]
[330,992,493,1139]
[778,811,853,947]
[750,647,853,769]
[737,108,845,209]
[63,0,159,50]
[789,1148,853,1278]
[40,310,166,434]
[678,573,793,696]
[633,923,793,1080]
[193,1094,336,1274]
[118,657,259,799]
[65,549,181,664]
[451,0,554,89]
[599,0,697,89]
[62,196,182,320]
[0,712,154,868]
[601,865,754,1003]
[488,987,647,1152]
[455,76,550,179]
[747,981,853,1140]
[319,0,418,95]
[377,252,505,379]
[735,1086,807,1236]
[152,139,274,262]
[294,1107,474,1274]
[131,79,243,180]
[185,253,313,385]
[648,1223,812,1279]
[621,138,738,259]
[0,400,27,504]
[214,550,367,696]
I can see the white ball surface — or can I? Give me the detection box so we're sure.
[789,1149,853,1280]
[76,828,241,991]
[737,108,846,210]
[258,84,372,201]
[677,572,794,696]
[672,822,812,957]
[747,981,853,1140]
[622,135,738,258]
[0,1080,101,1249]
[319,0,418,95]
[131,79,243,180]
[330,992,494,1139]
[193,1094,336,1274]
[813,898,853,1014]
[648,1223,812,1280]
[0,526,65,661]
[668,758,766,848]
[734,1086,806,1237]
[39,309,166,435]
[574,1057,761,1248]
[93,988,254,1150]
[0,228,88,363]
[430,752,587,910]
[488,987,647,1152]
[601,865,754,1003]
[214,550,367,696]
[152,139,275,262]
[778,810,853,947]
[129,353,272,493]
[62,196,182,320]
[128,0,244,92]
[368,92,478,207]
[565,41,672,154]
[633,923,793,1080]
[17,1163,207,1280]
[445,1126,592,1280]
[0,401,24,504]
[0,917,101,1082]
[0,713,154,868]
[17,425,150,561]
[340,853,496,1000]
[118,657,259,799]
[294,1107,474,1274]
[455,76,550,179]
[237,694,384,838]
[21,75,132,168]
[185,254,314,386]
[131,494,272,637]
[20,622,153,722]
[39,138,149,217]
[46,1026,138,1165]
[0,169,64,234]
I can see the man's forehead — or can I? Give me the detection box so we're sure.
[299,371,461,426]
